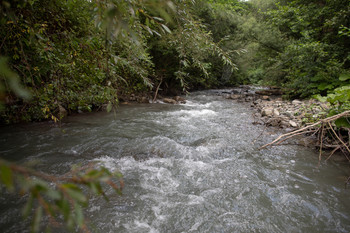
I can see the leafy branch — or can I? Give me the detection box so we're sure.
[0,159,123,232]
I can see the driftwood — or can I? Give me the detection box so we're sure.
[260,110,350,161]
[153,76,163,103]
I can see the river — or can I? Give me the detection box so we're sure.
[1,90,350,232]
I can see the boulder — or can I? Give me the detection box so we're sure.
[139,97,149,103]
[174,96,186,104]
[283,111,294,118]
[289,120,298,128]
[266,118,281,127]
[280,120,291,128]
[261,107,274,117]
[245,97,253,102]
[58,104,67,118]
[262,95,270,100]
[253,99,262,105]
[163,98,177,104]
[292,99,303,105]
[273,109,280,117]
[229,94,241,100]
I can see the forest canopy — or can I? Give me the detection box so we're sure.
[0,0,349,123]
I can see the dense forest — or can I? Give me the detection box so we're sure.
[1,0,350,231]
[1,0,349,123]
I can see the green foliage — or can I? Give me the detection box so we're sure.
[0,0,240,123]
[0,57,31,110]
[229,0,350,100]
[315,72,350,127]
[0,0,119,122]
[316,85,350,113]
[148,0,239,93]
[0,159,123,232]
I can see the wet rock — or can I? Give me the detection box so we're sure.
[253,99,262,105]
[283,111,294,118]
[129,94,137,101]
[266,118,281,127]
[262,95,270,100]
[261,107,274,117]
[273,109,280,117]
[174,96,186,103]
[58,104,67,118]
[229,94,241,100]
[289,120,298,128]
[163,98,177,104]
[292,99,303,105]
[280,120,291,128]
[245,97,253,102]
[139,97,149,103]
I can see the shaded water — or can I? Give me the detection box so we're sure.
[1,90,350,232]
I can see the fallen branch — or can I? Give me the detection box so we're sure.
[153,76,163,103]
[327,121,350,154]
[259,110,350,151]
[275,130,316,146]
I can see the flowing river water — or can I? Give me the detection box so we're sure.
[1,90,350,232]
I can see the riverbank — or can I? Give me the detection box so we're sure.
[217,86,350,163]
[220,86,329,130]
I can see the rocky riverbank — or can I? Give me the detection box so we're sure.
[221,86,329,130]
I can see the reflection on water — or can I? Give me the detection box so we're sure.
[1,90,350,232]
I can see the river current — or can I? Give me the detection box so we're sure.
[1,90,350,232]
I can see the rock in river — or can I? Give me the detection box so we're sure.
[163,98,177,104]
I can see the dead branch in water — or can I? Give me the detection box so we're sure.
[153,76,163,103]
[259,110,350,160]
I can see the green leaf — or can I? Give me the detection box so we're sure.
[22,194,34,217]
[317,83,333,91]
[335,117,350,128]
[145,26,153,35]
[0,164,14,191]
[161,24,171,33]
[0,57,31,100]
[32,179,49,192]
[88,182,99,194]
[152,29,161,37]
[31,207,43,233]
[56,199,70,220]
[65,187,87,204]
[339,73,350,81]
[314,94,327,102]
[45,189,61,200]
[152,17,164,22]
[74,203,84,227]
